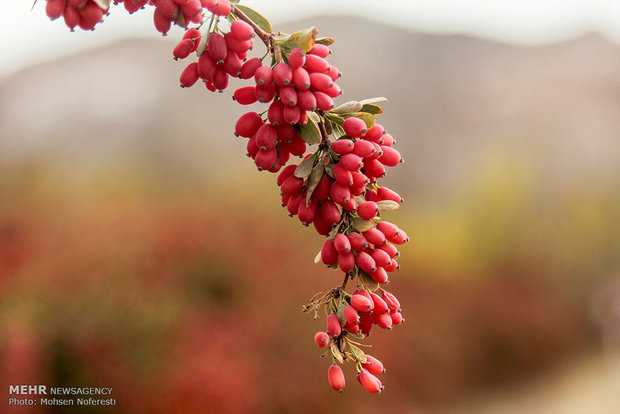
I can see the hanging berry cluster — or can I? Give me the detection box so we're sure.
[43,0,408,394]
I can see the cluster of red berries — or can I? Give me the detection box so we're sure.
[45,0,108,31]
[176,21,255,91]
[44,1,410,394]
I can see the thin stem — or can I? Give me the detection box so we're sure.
[340,273,350,291]
[316,111,330,149]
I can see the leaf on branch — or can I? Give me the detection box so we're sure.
[330,343,344,364]
[305,163,324,205]
[360,97,388,105]
[92,0,109,9]
[294,153,318,179]
[315,37,335,46]
[307,111,320,124]
[173,9,186,29]
[358,271,380,292]
[299,116,321,145]
[352,217,375,232]
[276,27,318,52]
[360,103,383,115]
[314,250,322,264]
[331,101,363,114]
[235,4,273,33]
[347,342,368,363]
[377,200,400,211]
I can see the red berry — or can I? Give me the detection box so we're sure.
[233,85,258,105]
[313,212,331,235]
[308,43,331,58]
[320,200,341,227]
[356,251,377,273]
[357,369,382,393]
[230,20,254,41]
[334,233,351,254]
[223,50,243,77]
[362,355,385,375]
[212,67,229,90]
[364,123,385,143]
[347,232,368,252]
[351,294,372,312]
[314,91,334,111]
[369,248,391,268]
[357,201,378,220]
[304,54,330,74]
[281,175,304,196]
[326,313,341,337]
[277,164,297,186]
[376,221,399,239]
[313,175,332,201]
[343,305,360,325]
[352,139,376,158]
[363,158,386,179]
[382,133,395,147]
[309,72,333,92]
[46,0,65,20]
[254,65,273,86]
[377,187,403,203]
[198,53,217,79]
[240,57,262,79]
[384,258,399,272]
[273,63,293,87]
[255,83,276,103]
[207,33,228,64]
[338,251,355,273]
[153,8,171,35]
[183,27,202,50]
[378,146,402,167]
[375,312,393,330]
[391,311,403,325]
[369,267,388,284]
[331,139,354,155]
[333,163,353,186]
[328,365,345,392]
[283,104,301,125]
[363,228,386,246]
[321,239,338,266]
[179,62,199,87]
[173,38,195,60]
[329,183,351,206]
[254,147,277,171]
[297,89,317,111]
[369,292,388,314]
[298,198,317,226]
[314,331,329,347]
[339,154,363,171]
[63,5,80,30]
[343,117,367,138]
[382,291,400,312]
[156,0,178,18]
[278,86,297,107]
[235,112,263,138]
[359,312,373,335]
[377,242,399,259]
[267,100,285,126]
[288,48,307,69]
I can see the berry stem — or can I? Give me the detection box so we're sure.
[316,112,330,149]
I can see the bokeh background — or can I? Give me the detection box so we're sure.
[1,1,620,413]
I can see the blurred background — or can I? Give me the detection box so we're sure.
[1,1,620,413]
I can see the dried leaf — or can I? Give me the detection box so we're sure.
[305,164,324,205]
[331,101,363,114]
[347,342,367,363]
[235,4,273,33]
[330,343,344,364]
[376,200,400,211]
[276,27,318,52]
[358,271,379,292]
[360,97,388,105]
[294,153,317,178]
[315,37,335,46]
[314,250,322,264]
[92,0,109,9]
[352,217,375,232]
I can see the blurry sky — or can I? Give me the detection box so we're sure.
[0,0,619,78]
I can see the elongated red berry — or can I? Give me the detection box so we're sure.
[391,311,403,325]
[369,292,388,314]
[328,365,345,392]
[363,158,385,179]
[357,369,382,393]
[377,186,403,203]
[254,147,277,171]
[234,85,258,105]
[173,39,195,60]
[364,123,385,143]
[382,291,400,312]
[298,198,317,226]
[378,146,402,167]
[212,67,229,90]
[351,294,372,312]
[235,112,263,138]
[225,32,252,54]
[207,33,227,64]
[360,312,373,335]
[334,233,351,254]
[240,57,261,79]
[357,201,378,220]
[369,248,391,268]
[312,175,332,201]
[329,183,351,206]
[198,53,217,79]
[63,5,80,30]
[288,47,306,69]
[326,314,341,337]
[362,355,385,375]
[304,54,330,73]
[343,305,360,325]
[278,86,297,107]
[374,312,393,329]
[297,90,316,111]
[283,105,301,125]
[254,65,272,86]
[369,267,388,284]
[309,43,331,58]
[313,212,331,235]
[382,133,394,146]
[338,251,355,273]
[321,239,338,266]
[347,232,368,251]
[331,139,354,155]
[353,139,376,158]
[356,251,377,273]
[376,221,399,239]
[281,175,304,196]
[273,63,293,87]
[339,154,363,171]
[224,50,242,77]
[180,62,199,87]
[363,228,386,246]
[46,0,65,20]
[320,200,341,226]
[314,91,334,111]
[378,242,399,259]
[256,83,276,103]
[230,20,254,41]
[333,163,353,186]
[384,258,399,272]
[343,117,367,138]
[309,72,333,92]
[153,8,171,35]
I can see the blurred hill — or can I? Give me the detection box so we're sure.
[1,17,619,199]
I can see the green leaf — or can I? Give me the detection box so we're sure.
[352,217,375,232]
[235,5,273,33]
[299,117,321,145]
[376,200,400,211]
[275,27,318,52]
[360,104,383,115]
[331,122,346,139]
[294,153,317,179]
[315,37,335,46]
[305,163,324,205]
[347,342,367,363]
[307,111,321,124]
[92,0,109,9]
[360,97,388,105]
[358,271,379,292]
[341,112,376,129]
[331,101,363,114]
